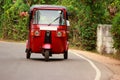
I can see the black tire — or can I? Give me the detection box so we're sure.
[44,50,49,61]
[26,50,31,59]
[64,51,68,59]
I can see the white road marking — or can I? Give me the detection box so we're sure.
[70,50,101,80]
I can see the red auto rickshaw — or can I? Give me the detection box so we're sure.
[25,5,70,61]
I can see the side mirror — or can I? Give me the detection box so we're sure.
[67,12,71,16]
[28,11,31,14]
[66,20,70,26]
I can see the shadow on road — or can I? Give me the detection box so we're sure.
[30,58,65,62]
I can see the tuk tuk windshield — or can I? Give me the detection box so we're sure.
[33,10,65,25]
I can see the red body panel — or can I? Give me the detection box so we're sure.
[28,24,68,54]
[26,5,69,54]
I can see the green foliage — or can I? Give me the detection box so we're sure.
[0,0,29,40]
[111,13,120,50]
[111,0,120,51]
[56,0,114,50]
[1,0,119,51]
[0,0,61,40]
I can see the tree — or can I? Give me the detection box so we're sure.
[0,0,29,40]
[1,0,120,51]
[111,0,120,52]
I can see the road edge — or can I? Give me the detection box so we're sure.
[70,50,101,80]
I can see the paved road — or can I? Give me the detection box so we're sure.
[0,42,113,80]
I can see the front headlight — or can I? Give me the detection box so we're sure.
[34,30,40,36]
[31,30,40,36]
[57,31,62,37]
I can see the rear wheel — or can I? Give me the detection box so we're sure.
[44,50,49,61]
[26,49,31,59]
[64,51,68,59]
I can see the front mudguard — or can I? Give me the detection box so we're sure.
[42,44,52,50]
[42,44,52,56]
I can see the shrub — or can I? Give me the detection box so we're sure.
[111,12,120,51]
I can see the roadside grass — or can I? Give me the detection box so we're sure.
[0,38,26,43]
[103,53,120,60]
[70,45,120,60]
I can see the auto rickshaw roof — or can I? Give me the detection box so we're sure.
[30,5,67,11]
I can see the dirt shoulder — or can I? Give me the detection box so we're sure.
[71,49,120,80]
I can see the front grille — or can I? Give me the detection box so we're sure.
[44,31,51,43]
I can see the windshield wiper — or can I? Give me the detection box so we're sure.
[48,16,60,26]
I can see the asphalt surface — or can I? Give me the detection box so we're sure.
[0,41,113,80]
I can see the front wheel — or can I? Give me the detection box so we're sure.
[44,50,49,61]
[64,51,68,59]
